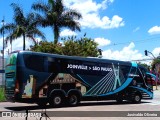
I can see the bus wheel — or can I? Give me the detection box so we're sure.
[132,93,141,103]
[68,94,79,106]
[49,95,63,107]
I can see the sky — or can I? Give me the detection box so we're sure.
[1,0,160,65]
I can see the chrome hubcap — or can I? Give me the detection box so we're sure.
[54,96,61,105]
[135,95,140,101]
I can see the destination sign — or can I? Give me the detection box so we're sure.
[67,64,112,72]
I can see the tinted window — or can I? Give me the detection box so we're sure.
[145,74,153,87]
[139,66,148,78]
[135,69,143,83]
[120,65,131,79]
[47,57,57,72]
[23,54,44,72]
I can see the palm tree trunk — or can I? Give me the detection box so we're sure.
[23,33,25,50]
[54,26,59,44]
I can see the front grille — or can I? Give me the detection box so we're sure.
[5,89,14,95]
[6,72,15,78]
[141,92,151,99]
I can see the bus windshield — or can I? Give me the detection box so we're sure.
[138,66,156,89]
[145,72,156,88]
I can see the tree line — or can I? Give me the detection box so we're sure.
[0,0,100,57]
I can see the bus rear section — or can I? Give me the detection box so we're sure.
[5,52,18,101]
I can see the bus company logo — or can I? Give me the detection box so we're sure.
[2,112,11,117]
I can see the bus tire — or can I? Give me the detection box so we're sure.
[49,94,63,107]
[68,94,80,106]
[132,93,141,103]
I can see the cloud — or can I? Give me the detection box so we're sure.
[133,27,140,32]
[94,37,111,47]
[152,47,160,57]
[1,37,42,57]
[64,0,124,29]
[102,42,144,61]
[148,26,160,35]
[60,29,77,37]
[101,0,114,9]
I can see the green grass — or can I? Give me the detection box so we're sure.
[0,87,6,102]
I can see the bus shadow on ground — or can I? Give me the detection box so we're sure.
[5,101,151,111]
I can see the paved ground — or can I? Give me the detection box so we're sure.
[0,86,160,120]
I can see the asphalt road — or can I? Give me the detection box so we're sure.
[0,86,160,120]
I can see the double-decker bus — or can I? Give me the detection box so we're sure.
[5,51,155,107]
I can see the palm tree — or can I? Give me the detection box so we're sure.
[0,3,46,50]
[32,0,82,44]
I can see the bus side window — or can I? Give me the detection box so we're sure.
[134,69,143,84]
[120,65,131,79]
[44,57,48,72]
[139,68,146,79]
[47,57,57,73]
[23,54,44,72]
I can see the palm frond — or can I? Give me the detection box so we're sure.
[0,23,16,34]
[54,0,64,15]
[27,29,46,42]
[48,0,54,6]
[31,0,82,44]
[63,9,82,20]
[32,1,50,14]
[62,20,81,31]
[11,3,25,24]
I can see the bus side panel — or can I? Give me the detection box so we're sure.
[14,52,141,103]
[5,53,18,101]
[30,57,134,100]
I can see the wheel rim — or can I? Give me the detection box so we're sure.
[70,95,77,105]
[135,95,140,102]
[54,96,61,105]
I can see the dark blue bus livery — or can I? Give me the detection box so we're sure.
[5,51,155,106]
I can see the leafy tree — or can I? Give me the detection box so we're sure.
[62,36,99,57]
[31,36,99,57]
[151,58,160,70]
[32,0,82,44]
[0,3,46,50]
[31,41,63,54]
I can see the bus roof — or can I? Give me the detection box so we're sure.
[18,51,133,66]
